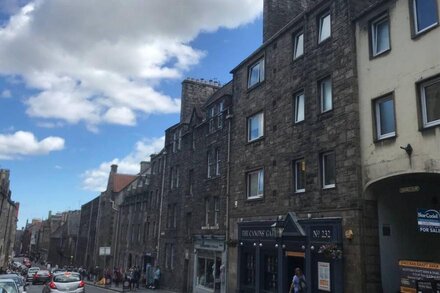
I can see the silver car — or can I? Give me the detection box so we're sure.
[26,267,40,281]
[0,275,27,293]
[42,272,84,293]
[0,279,20,293]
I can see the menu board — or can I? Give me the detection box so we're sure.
[399,260,440,292]
[318,262,331,292]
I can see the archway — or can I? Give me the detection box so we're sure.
[366,172,440,292]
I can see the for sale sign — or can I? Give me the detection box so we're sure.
[417,209,440,234]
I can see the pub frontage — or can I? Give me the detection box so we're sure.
[237,213,343,293]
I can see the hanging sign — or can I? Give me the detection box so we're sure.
[417,209,440,234]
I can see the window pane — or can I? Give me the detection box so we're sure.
[258,170,264,194]
[248,113,263,141]
[294,33,304,58]
[295,160,306,191]
[415,0,438,32]
[321,78,332,112]
[320,14,331,42]
[425,81,440,123]
[323,153,335,187]
[295,93,305,122]
[378,98,395,136]
[248,170,263,198]
[374,18,390,54]
[248,60,264,88]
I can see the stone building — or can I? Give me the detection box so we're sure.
[355,0,440,291]
[76,196,100,269]
[225,0,383,292]
[113,161,155,270]
[0,169,18,268]
[47,210,80,267]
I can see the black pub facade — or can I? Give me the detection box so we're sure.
[237,213,343,293]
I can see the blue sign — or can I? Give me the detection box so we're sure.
[417,209,440,234]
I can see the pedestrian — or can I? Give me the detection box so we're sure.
[152,265,161,290]
[146,263,153,288]
[290,267,307,293]
[134,266,140,289]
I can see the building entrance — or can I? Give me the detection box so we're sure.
[285,252,305,290]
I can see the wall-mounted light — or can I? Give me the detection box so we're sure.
[345,229,354,240]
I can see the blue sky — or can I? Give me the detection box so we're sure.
[0,0,263,228]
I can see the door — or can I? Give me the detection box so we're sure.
[285,251,305,291]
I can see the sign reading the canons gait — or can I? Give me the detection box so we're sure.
[399,260,440,293]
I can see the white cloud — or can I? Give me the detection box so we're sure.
[0,0,262,130]
[0,130,65,159]
[81,136,165,191]
[1,89,11,98]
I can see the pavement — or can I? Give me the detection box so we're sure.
[84,280,177,293]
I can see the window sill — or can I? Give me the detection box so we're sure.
[373,134,396,144]
[318,109,333,120]
[318,37,332,47]
[420,120,440,132]
[246,80,265,94]
[370,48,391,60]
[201,225,219,230]
[293,190,305,194]
[322,185,336,190]
[246,136,265,146]
[245,196,264,203]
[412,23,439,40]
[293,119,305,126]
[291,55,304,65]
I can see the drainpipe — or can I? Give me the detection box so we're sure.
[225,109,233,293]
[156,151,167,263]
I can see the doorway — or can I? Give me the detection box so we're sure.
[285,251,305,290]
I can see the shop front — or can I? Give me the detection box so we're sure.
[237,213,343,293]
[193,235,226,293]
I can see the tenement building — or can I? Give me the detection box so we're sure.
[0,169,18,268]
[355,0,440,292]
[227,0,382,292]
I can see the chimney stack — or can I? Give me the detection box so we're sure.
[140,161,150,173]
[110,164,118,173]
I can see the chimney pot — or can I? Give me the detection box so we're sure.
[111,164,118,173]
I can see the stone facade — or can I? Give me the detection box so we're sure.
[0,169,18,268]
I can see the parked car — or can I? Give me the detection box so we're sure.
[0,274,27,293]
[42,272,84,293]
[32,270,51,285]
[26,267,40,282]
[0,279,20,293]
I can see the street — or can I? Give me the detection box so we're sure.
[26,284,115,293]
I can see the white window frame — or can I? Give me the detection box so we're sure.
[321,152,336,189]
[420,77,440,128]
[247,169,264,199]
[374,95,396,139]
[215,149,220,176]
[293,31,304,59]
[177,129,182,150]
[371,14,390,56]
[214,197,219,226]
[170,167,174,189]
[175,166,180,188]
[207,151,213,178]
[248,58,265,88]
[320,77,333,113]
[412,0,439,34]
[247,112,264,142]
[294,159,306,193]
[218,101,224,129]
[294,91,305,123]
[318,12,331,43]
[204,198,209,226]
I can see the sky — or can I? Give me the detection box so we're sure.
[0,0,263,229]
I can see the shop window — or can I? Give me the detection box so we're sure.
[374,95,396,140]
[370,13,390,57]
[247,112,264,142]
[293,31,304,59]
[294,91,305,123]
[321,152,336,189]
[241,251,255,289]
[412,0,438,34]
[420,76,440,128]
[247,169,264,199]
[319,77,332,113]
[248,58,265,88]
[294,159,306,193]
[263,253,278,292]
[197,256,215,289]
[318,11,331,43]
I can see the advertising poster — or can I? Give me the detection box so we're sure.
[318,262,331,291]
[399,260,440,292]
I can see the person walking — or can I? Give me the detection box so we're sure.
[290,267,307,293]
[152,265,161,290]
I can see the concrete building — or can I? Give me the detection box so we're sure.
[0,169,18,268]
[355,0,440,291]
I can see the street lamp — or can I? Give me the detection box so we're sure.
[271,215,284,239]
